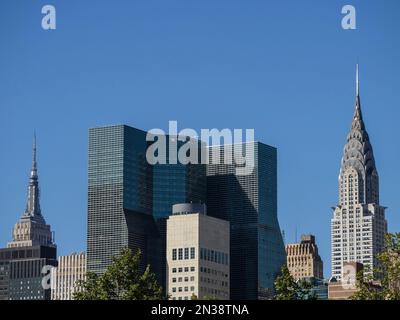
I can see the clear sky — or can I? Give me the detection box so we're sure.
[0,0,399,278]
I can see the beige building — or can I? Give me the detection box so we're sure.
[286,235,323,280]
[166,203,230,300]
[328,262,363,300]
[51,252,86,300]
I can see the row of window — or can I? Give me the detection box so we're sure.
[201,287,229,298]
[200,267,228,278]
[200,248,228,265]
[172,248,195,260]
[172,276,195,283]
[172,266,195,273]
[171,286,195,293]
[200,277,228,287]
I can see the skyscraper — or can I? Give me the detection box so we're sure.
[286,234,323,280]
[206,142,286,299]
[87,125,206,290]
[166,203,230,300]
[7,135,55,249]
[331,66,388,280]
[51,252,86,300]
[0,136,57,300]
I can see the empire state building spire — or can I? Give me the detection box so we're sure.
[24,133,44,221]
[7,134,55,248]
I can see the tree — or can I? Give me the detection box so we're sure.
[352,233,400,300]
[274,265,314,300]
[202,294,218,300]
[74,248,163,300]
[190,293,198,300]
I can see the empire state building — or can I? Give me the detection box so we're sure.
[7,135,55,248]
[331,66,387,280]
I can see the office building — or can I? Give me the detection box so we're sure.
[207,142,286,299]
[87,125,206,291]
[0,136,57,300]
[286,235,323,280]
[0,246,57,300]
[166,203,229,300]
[331,66,388,280]
[51,252,86,300]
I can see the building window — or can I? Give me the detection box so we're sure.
[172,268,177,273]
[172,249,177,261]
[184,267,189,272]
[178,248,183,260]
[172,288,176,293]
[184,248,189,260]
[190,267,195,272]
[172,278,176,283]
[190,247,195,259]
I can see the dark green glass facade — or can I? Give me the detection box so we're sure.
[87,125,206,290]
[207,142,286,299]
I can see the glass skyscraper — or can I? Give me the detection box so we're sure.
[87,125,206,290]
[206,142,286,299]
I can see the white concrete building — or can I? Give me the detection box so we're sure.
[331,66,387,280]
[166,203,230,300]
[51,252,86,300]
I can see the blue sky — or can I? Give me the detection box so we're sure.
[0,0,399,278]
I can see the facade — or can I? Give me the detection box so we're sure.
[331,66,388,280]
[166,203,230,300]
[0,246,57,300]
[87,125,206,291]
[286,234,323,280]
[0,137,57,300]
[328,262,363,300]
[51,252,86,300]
[206,142,286,299]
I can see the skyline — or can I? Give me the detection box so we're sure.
[1,0,400,279]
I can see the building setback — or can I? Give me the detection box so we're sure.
[0,136,57,300]
[206,142,286,299]
[51,252,86,300]
[331,66,387,280]
[87,125,206,291]
[286,234,323,280]
[166,203,230,300]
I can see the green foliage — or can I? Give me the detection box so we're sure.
[351,233,400,300]
[190,293,198,300]
[274,265,314,300]
[202,294,218,300]
[73,248,163,300]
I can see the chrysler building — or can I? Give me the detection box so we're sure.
[331,66,387,280]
